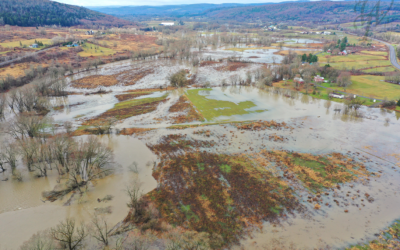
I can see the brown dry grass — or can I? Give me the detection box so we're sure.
[215,62,249,72]
[115,92,150,102]
[118,68,154,86]
[119,127,154,135]
[0,62,47,78]
[200,61,221,67]
[97,34,161,52]
[71,75,118,89]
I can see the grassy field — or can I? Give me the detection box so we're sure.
[274,80,377,106]
[186,88,266,121]
[321,75,400,100]
[362,66,397,73]
[361,50,388,56]
[0,38,52,49]
[328,61,392,70]
[309,87,377,106]
[78,43,115,57]
[320,54,387,63]
[319,54,392,70]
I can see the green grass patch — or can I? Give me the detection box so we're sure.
[362,66,397,73]
[309,86,377,106]
[322,75,400,100]
[166,120,255,129]
[360,50,388,56]
[78,43,115,57]
[186,88,266,121]
[319,53,391,70]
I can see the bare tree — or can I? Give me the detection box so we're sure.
[271,56,277,64]
[19,138,38,172]
[337,72,352,91]
[126,178,145,220]
[91,215,110,246]
[51,135,75,174]
[50,219,87,250]
[20,230,55,250]
[0,94,6,120]
[66,136,113,193]
[8,114,52,139]
[2,142,18,174]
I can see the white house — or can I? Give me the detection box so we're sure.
[160,22,175,26]
[323,31,331,35]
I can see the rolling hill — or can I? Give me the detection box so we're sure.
[88,1,400,25]
[0,0,132,27]
[87,3,266,17]
[202,1,400,24]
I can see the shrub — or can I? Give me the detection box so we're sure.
[382,100,396,107]
[168,70,188,87]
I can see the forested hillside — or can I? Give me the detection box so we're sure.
[0,0,132,27]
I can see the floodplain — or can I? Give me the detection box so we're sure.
[0,27,400,250]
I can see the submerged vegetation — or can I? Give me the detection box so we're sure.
[186,88,266,121]
[123,131,375,247]
[147,151,302,245]
[348,220,400,249]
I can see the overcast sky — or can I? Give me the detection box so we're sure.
[52,0,293,7]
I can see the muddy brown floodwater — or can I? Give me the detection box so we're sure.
[0,135,157,250]
[1,53,400,249]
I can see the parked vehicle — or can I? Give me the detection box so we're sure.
[329,92,345,99]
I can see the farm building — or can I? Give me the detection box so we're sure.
[314,75,324,83]
[294,77,304,84]
[30,43,38,48]
[160,22,175,26]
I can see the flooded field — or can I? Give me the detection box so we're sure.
[1,43,400,250]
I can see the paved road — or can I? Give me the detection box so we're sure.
[384,42,400,70]
[345,32,400,70]
[370,38,400,70]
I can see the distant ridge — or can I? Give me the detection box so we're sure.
[87,1,400,24]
